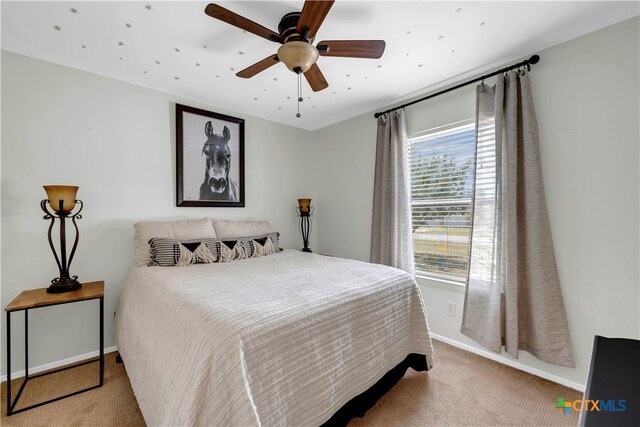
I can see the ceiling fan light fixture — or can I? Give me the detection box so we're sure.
[277,41,319,74]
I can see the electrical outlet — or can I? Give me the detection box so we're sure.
[446,300,456,317]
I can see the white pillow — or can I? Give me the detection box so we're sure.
[134,218,216,266]
[212,219,273,238]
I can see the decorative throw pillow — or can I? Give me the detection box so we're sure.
[149,238,218,267]
[216,232,282,258]
[215,232,282,262]
[251,236,276,257]
[217,240,248,263]
[244,232,282,257]
[175,241,217,266]
[148,232,282,266]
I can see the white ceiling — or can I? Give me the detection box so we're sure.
[2,1,638,130]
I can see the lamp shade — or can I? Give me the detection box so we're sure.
[277,41,319,73]
[44,185,79,213]
[298,198,311,216]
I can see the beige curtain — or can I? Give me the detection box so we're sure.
[461,70,575,367]
[370,110,415,275]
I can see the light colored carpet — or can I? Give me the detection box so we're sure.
[1,353,143,426]
[1,340,581,426]
[349,340,581,426]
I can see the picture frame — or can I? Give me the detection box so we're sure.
[176,103,245,207]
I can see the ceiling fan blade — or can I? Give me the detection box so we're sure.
[297,0,335,40]
[236,55,281,78]
[205,4,283,44]
[317,40,386,58]
[304,63,329,92]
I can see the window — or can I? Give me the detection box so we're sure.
[409,121,476,282]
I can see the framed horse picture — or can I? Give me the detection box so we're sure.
[176,103,245,207]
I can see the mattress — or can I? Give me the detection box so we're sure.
[115,250,434,426]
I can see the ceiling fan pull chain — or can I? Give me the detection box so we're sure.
[296,73,303,118]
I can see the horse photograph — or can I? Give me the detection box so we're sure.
[176,104,245,207]
[199,123,239,202]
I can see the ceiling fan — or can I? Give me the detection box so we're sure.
[204,1,386,93]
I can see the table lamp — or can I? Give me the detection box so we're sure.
[41,185,83,293]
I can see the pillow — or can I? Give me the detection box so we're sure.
[212,220,273,238]
[216,232,281,262]
[148,232,281,267]
[134,218,216,266]
[149,237,219,267]
[246,232,281,256]
[217,240,248,263]
[250,236,277,258]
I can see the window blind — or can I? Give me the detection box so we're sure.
[409,122,476,281]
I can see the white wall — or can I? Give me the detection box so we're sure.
[0,51,316,374]
[312,17,640,387]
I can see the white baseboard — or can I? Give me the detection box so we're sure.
[430,333,585,392]
[1,346,118,382]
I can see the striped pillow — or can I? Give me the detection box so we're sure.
[246,232,281,257]
[217,240,248,263]
[250,236,277,257]
[148,232,281,267]
[149,238,219,267]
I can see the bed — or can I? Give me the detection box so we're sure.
[115,248,434,426]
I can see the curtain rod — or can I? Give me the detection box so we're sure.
[373,54,540,119]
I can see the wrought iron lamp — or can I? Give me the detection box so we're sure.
[296,198,313,253]
[41,185,83,293]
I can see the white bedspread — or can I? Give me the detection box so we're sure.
[115,250,433,426]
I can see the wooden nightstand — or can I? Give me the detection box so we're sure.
[4,281,104,416]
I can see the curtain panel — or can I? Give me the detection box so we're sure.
[370,110,415,276]
[461,70,575,368]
